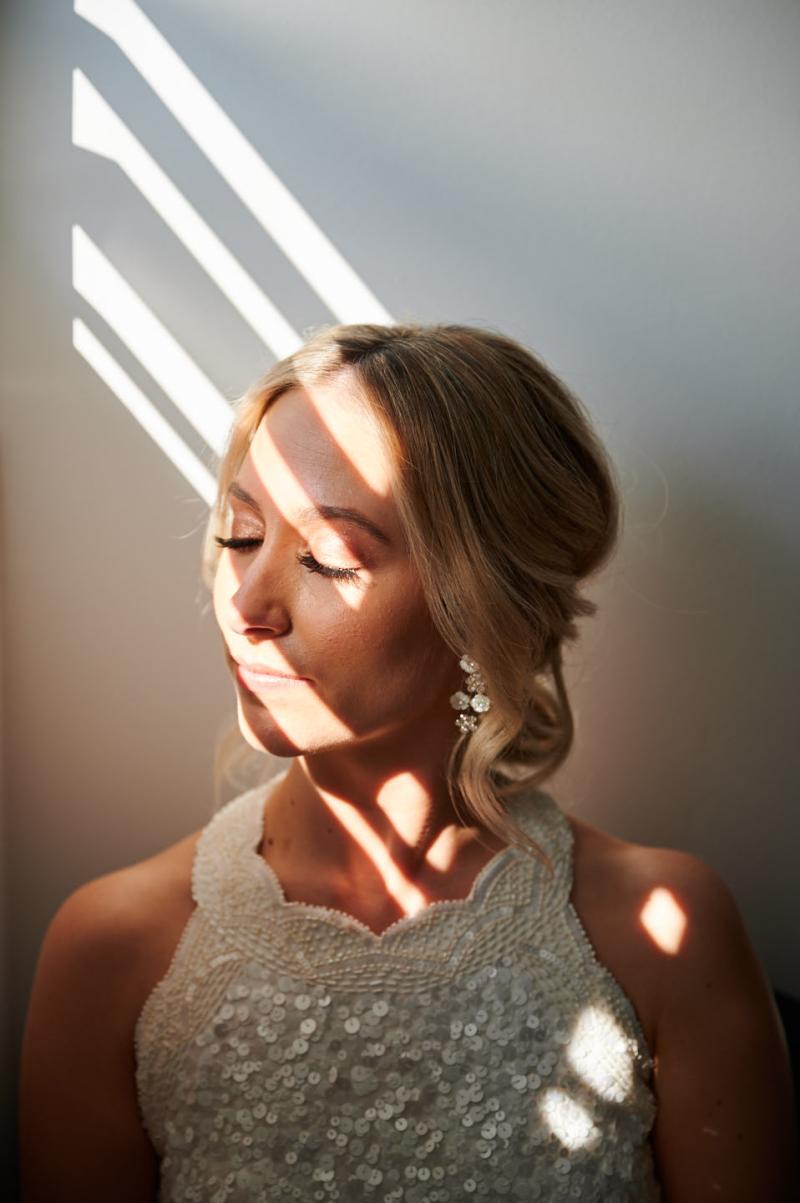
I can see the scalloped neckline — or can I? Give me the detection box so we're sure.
[241,772,539,945]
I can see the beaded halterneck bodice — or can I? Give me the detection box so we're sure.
[134,771,663,1201]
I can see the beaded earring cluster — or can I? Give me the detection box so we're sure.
[449,653,491,733]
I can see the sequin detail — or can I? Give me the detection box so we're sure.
[134,772,663,1201]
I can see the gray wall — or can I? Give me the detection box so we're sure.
[3,0,799,1178]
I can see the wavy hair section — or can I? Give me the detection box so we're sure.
[201,323,621,875]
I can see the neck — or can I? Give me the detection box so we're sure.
[261,748,504,912]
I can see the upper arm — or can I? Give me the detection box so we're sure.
[19,873,160,1203]
[649,852,799,1202]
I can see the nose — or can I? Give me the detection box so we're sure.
[223,541,293,635]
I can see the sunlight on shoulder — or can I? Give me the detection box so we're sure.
[640,887,687,955]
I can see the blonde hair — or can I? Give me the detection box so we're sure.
[201,322,621,876]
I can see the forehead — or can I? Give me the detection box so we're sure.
[238,375,400,533]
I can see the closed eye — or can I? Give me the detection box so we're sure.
[214,536,361,582]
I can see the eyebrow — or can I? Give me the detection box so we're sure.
[226,480,392,546]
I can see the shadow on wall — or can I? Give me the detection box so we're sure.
[774,990,800,1142]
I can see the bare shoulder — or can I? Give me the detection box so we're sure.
[20,828,206,1202]
[47,823,204,1020]
[590,821,757,1013]
[68,822,199,923]
[562,810,744,1054]
[564,806,736,952]
[641,852,799,1198]
[564,811,798,1197]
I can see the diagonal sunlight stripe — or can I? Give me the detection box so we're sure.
[75,0,395,326]
[72,225,232,457]
[72,71,302,361]
[73,317,218,505]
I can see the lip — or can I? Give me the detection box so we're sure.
[235,659,308,679]
[234,660,310,690]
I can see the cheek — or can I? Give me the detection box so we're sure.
[211,567,223,624]
[329,589,451,698]
[212,562,232,629]
[213,557,451,697]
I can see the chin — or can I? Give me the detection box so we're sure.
[236,701,304,758]
[239,714,378,763]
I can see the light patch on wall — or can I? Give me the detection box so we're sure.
[72,225,232,456]
[72,0,394,504]
[74,0,394,325]
[73,318,217,505]
[72,70,302,360]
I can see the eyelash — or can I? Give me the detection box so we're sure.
[214,536,361,583]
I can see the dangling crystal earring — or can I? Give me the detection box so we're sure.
[450,654,491,733]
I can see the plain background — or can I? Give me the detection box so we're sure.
[3,0,799,1185]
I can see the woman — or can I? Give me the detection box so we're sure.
[20,323,797,1201]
